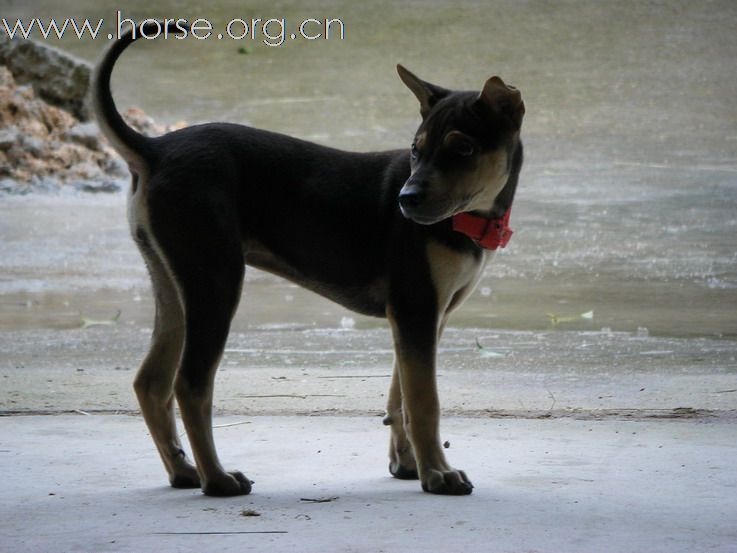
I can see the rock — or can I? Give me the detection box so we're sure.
[122,107,169,136]
[0,151,8,177]
[74,179,121,193]
[0,65,124,193]
[29,174,61,192]
[0,177,19,193]
[102,156,129,178]
[0,35,91,120]
[64,122,101,150]
[20,134,45,156]
[0,125,20,149]
[0,42,185,194]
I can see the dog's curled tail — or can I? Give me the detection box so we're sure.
[91,20,189,168]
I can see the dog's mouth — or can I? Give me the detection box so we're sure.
[400,209,443,225]
[399,203,457,225]
[399,197,471,226]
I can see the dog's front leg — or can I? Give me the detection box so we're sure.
[386,306,473,495]
[384,361,418,480]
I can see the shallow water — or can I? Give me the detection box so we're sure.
[2,1,737,340]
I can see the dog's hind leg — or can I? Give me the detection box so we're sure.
[132,228,200,488]
[174,259,250,495]
[152,204,251,496]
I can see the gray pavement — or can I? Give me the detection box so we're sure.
[1,307,736,552]
[2,415,736,553]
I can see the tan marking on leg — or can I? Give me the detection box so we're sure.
[132,252,199,487]
[174,343,251,496]
[390,334,447,474]
[385,360,417,479]
[130,178,199,487]
[174,376,222,476]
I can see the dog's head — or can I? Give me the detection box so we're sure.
[396,65,524,225]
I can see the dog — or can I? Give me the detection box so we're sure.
[92,21,524,496]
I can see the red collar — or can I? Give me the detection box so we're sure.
[451,209,513,250]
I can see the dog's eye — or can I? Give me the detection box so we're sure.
[456,141,474,157]
[410,142,418,160]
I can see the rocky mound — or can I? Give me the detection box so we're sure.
[0,36,183,194]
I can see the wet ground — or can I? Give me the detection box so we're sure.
[1,191,735,418]
[1,1,737,552]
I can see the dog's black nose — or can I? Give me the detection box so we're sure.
[398,185,426,210]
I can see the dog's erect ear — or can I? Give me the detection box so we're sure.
[478,76,525,128]
[397,64,450,118]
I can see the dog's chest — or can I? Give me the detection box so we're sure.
[426,241,488,315]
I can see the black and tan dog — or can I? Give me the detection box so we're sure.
[92,22,524,496]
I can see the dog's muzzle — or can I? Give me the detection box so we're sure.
[398,183,426,212]
[398,181,450,225]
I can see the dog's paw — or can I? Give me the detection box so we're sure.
[389,461,419,480]
[169,460,201,489]
[388,436,418,480]
[202,471,253,497]
[167,449,201,489]
[421,468,473,495]
[170,472,201,489]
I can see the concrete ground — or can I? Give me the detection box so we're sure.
[2,414,736,553]
[1,310,736,553]
[2,298,735,552]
